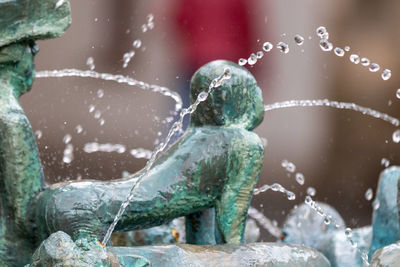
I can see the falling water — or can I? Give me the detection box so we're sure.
[100,67,232,246]
[264,99,399,127]
[247,207,282,239]
[35,69,183,113]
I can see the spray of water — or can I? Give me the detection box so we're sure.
[35,69,183,113]
[264,99,399,127]
[304,195,370,266]
[100,67,232,245]
[247,207,282,239]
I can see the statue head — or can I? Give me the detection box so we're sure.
[0,0,71,48]
[190,60,264,131]
[0,0,71,95]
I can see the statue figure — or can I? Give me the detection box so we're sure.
[34,59,265,246]
[0,1,71,266]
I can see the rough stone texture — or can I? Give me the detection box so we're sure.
[0,0,71,47]
[30,231,117,267]
[31,232,330,267]
[0,2,71,265]
[370,166,400,258]
[371,242,400,267]
[109,243,331,267]
[0,43,46,266]
[35,60,265,246]
[282,202,372,267]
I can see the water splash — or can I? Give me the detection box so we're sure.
[264,99,399,127]
[35,69,182,113]
[305,195,370,266]
[247,207,282,239]
[101,68,232,246]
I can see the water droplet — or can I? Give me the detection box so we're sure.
[99,118,105,126]
[147,13,154,22]
[86,57,95,70]
[55,0,65,9]
[223,67,232,79]
[261,138,268,148]
[372,199,380,210]
[396,89,400,99]
[305,195,312,205]
[94,110,101,119]
[89,105,95,113]
[349,54,360,64]
[287,192,296,200]
[63,134,71,144]
[319,39,333,51]
[75,125,83,134]
[369,63,380,72]
[307,187,316,196]
[316,26,327,38]
[324,215,332,225]
[381,158,390,167]
[365,188,373,201]
[344,46,350,52]
[334,47,344,57]
[238,58,247,66]
[294,34,304,45]
[141,24,148,33]
[147,21,154,30]
[248,53,257,65]
[271,183,281,192]
[392,129,400,143]
[262,42,273,52]
[381,69,392,81]
[277,42,289,54]
[197,92,208,102]
[256,51,264,59]
[345,228,353,238]
[62,144,74,164]
[35,130,42,139]
[97,89,104,98]
[132,39,142,48]
[320,32,329,40]
[361,57,370,66]
[295,172,305,185]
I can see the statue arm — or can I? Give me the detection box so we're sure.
[215,132,264,244]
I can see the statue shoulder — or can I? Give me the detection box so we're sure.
[224,129,264,163]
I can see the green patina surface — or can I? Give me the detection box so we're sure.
[0,0,71,266]
[0,0,71,47]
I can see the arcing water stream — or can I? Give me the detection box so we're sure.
[36,69,183,113]
[264,99,399,127]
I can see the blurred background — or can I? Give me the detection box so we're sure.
[22,0,400,241]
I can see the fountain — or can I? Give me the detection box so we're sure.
[1,1,400,266]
